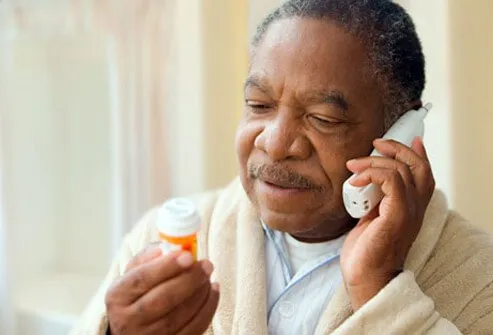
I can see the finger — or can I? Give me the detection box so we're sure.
[347,156,414,187]
[410,137,435,196]
[350,167,408,224]
[131,260,214,322]
[411,136,429,161]
[350,167,407,202]
[373,138,434,197]
[125,242,162,273]
[373,138,426,167]
[107,251,195,305]
[144,281,212,332]
[177,283,220,335]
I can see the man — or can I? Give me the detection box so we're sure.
[72,0,493,334]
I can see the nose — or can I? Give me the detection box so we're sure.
[254,109,311,161]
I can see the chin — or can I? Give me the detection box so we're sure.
[259,208,318,234]
[254,189,338,235]
[253,194,350,237]
[259,205,353,242]
[241,176,348,233]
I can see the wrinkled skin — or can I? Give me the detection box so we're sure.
[237,18,385,241]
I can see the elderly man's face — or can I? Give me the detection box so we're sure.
[236,18,385,239]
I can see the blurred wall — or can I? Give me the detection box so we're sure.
[449,0,493,233]
[166,0,248,195]
[401,0,493,233]
[202,0,248,190]
[164,0,206,196]
[4,39,62,279]
[398,0,453,206]
[3,34,112,278]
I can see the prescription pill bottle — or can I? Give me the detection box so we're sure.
[156,198,201,260]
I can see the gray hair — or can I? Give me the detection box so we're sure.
[252,0,426,128]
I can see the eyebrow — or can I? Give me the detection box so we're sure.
[303,90,349,112]
[244,75,349,113]
[244,75,273,96]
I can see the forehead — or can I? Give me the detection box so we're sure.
[250,18,375,100]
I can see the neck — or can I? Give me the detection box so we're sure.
[289,217,357,243]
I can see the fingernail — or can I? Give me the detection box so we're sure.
[347,159,356,165]
[176,252,194,268]
[211,282,220,292]
[348,174,360,185]
[201,261,214,276]
[153,245,164,256]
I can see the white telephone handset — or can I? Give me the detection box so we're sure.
[343,103,432,218]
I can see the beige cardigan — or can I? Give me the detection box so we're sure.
[71,178,493,334]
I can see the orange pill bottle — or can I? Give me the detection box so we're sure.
[156,198,201,260]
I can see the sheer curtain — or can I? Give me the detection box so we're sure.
[93,0,176,254]
[0,162,15,335]
[0,0,175,332]
[0,4,15,333]
[0,96,15,335]
[1,0,175,252]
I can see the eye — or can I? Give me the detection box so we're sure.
[309,115,342,127]
[308,115,346,132]
[245,100,272,114]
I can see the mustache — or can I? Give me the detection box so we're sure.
[248,163,323,192]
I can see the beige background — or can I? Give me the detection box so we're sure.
[449,1,493,233]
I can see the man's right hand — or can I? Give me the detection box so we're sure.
[105,244,220,335]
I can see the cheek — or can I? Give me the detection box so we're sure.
[317,144,352,191]
[235,121,263,203]
[235,120,260,170]
[315,130,374,190]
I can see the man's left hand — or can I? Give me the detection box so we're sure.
[341,137,435,311]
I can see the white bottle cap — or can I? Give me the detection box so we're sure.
[156,198,201,237]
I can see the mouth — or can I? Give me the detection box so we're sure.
[257,179,311,197]
[264,181,296,190]
[248,163,321,196]
[259,177,309,190]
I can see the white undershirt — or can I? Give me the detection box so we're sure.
[283,232,345,274]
